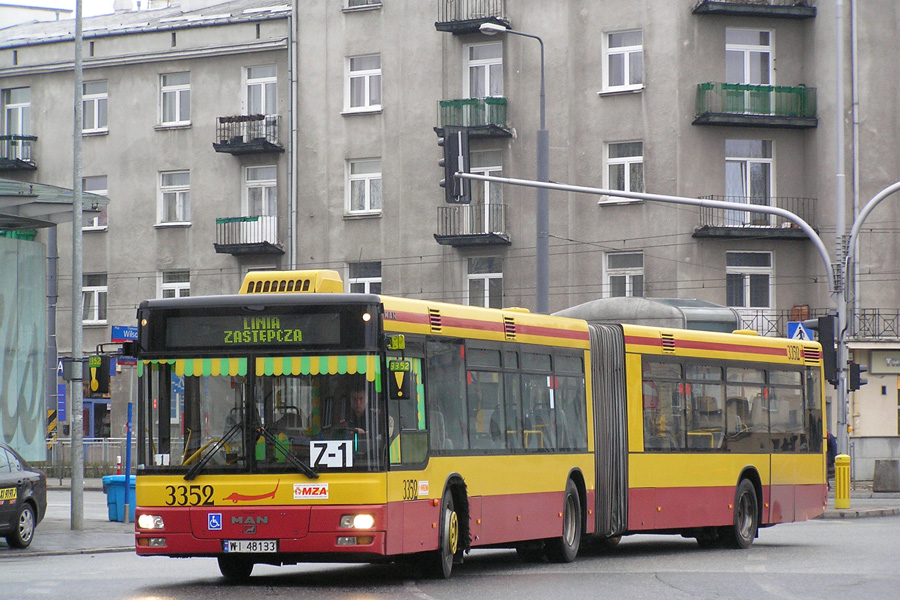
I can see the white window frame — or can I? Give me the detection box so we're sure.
[2,87,30,136]
[160,270,190,299]
[160,72,190,126]
[468,150,503,234]
[82,175,108,231]
[467,257,503,309]
[157,170,191,225]
[82,273,108,325]
[725,139,774,227]
[348,261,382,294]
[244,165,277,217]
[82,80,108,134]
[605,252,644,298]
[345,54,382,113]
[725,28,773,85]
[603,29,643,92]
[346,158,382,216]
[245,65,277,116]
[726,251,773,309]
[605,141,644,196]
[464,42,503,99]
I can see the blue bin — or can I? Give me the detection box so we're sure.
[102,475,136,522]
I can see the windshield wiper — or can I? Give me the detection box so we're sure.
[255,426,319,479]
[184,422,243,481]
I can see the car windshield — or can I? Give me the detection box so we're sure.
[137,356,387,475]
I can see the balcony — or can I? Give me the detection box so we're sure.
[0,135,37,171]
[437,98,511,138]
[434,203,510,247]
[212,115,284,155]
[738,307,900,340]
[693,0,816,19]
[693,195,817,240]
[694,83,817,129]
[435,0,509,34]
[213,215,283,255]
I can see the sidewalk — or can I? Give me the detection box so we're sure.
[2,480,898,558]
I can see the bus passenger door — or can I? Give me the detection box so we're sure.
[385,355,435,555]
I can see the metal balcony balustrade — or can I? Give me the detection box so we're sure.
[738,307,900,340]
[694,195,817,240]
[434,203,510,247]
[213,215,283,255]
[435,0,509,34]
[0,134,37,170]
[694,83,817,128]
[212,114,284,155]
[692,0,816,19]
[437,98,510,138]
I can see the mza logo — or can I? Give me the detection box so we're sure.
[294,483,329,500]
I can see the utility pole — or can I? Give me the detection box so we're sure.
[71,0,84,530]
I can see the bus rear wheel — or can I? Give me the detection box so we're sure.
[544,479,582,563]
[720,479,758,549]
[217,555,254,582]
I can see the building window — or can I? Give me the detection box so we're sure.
[726,252,772,309]
[82,81,108,133]
[160,72,190,125]
[160,270,190,298]
[347,159,382,215]
[468,257,502,309]
[465,42,503,98]
[2,87,30,136]
[245,165,277,217]
[726,29,772,85]
[604,30,643,92]
[606,141,644,194]
[607,252,643,298]
[349,261,382,294]
[82,273,108,325]
[246,65,276,116]
[469,150,503,234]
[158,171,190,224]
[725,139,773,226]
[346,0,381,7]
[347,54,381,112]
[83,176,108,230]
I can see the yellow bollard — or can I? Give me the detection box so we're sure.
[834,454,851,509]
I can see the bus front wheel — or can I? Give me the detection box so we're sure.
[423,489,458,579]
[720,479,758,549]
[218,555,254,582]
[544,479,583,563]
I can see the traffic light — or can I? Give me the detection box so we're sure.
[88,354,110,395]
[438,126,470,204]
[849,361,868,391]
[803,315,838,386]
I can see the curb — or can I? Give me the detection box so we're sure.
[820,506,900,519]
[0,547,134,559]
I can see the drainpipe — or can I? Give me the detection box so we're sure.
[850,0,860,315]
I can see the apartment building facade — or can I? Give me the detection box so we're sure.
[2,0,900,457]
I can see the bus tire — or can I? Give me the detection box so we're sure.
[720,479,758,549]
[544,479,583,563]
[425,489,458,579]
[217,555,254,582]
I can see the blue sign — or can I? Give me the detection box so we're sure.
[57,384,67,422]
[111,325,138,343]
[787,321,813,341]
[208,513,223,531]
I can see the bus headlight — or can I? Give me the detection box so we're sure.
[137,514,165,530]
[340,514,375,529]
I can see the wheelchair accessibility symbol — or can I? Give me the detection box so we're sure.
[208,513,222,531]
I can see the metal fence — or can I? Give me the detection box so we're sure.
[696,82,817,118]
[437,203,507,237]
[0,134,37,162]
[215,215,279,246]
[438,97,508,130]
[697,195,817,229]
[438,0,506,22]
[215,114,280,146]
[42,437,135,477]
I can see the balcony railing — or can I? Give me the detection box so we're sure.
[437,98,510,137]
[214,215,283,255]
[694,83,817,128]
[694,195,817,239]
[738,307,900,340]
[213,115,284,155]
[434,203,510,246]
[436,0,508,34]
[693,0,816,19]
[0,134,37,170]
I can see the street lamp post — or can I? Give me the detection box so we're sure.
[480,22,549,313]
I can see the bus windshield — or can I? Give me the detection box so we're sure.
[137,357,387,475]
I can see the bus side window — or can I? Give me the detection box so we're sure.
[504,373,523,449]
[426,340,468,451]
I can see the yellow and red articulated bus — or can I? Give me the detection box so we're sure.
[132,270,825,581]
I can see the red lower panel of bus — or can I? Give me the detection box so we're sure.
[627,483,826,532]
